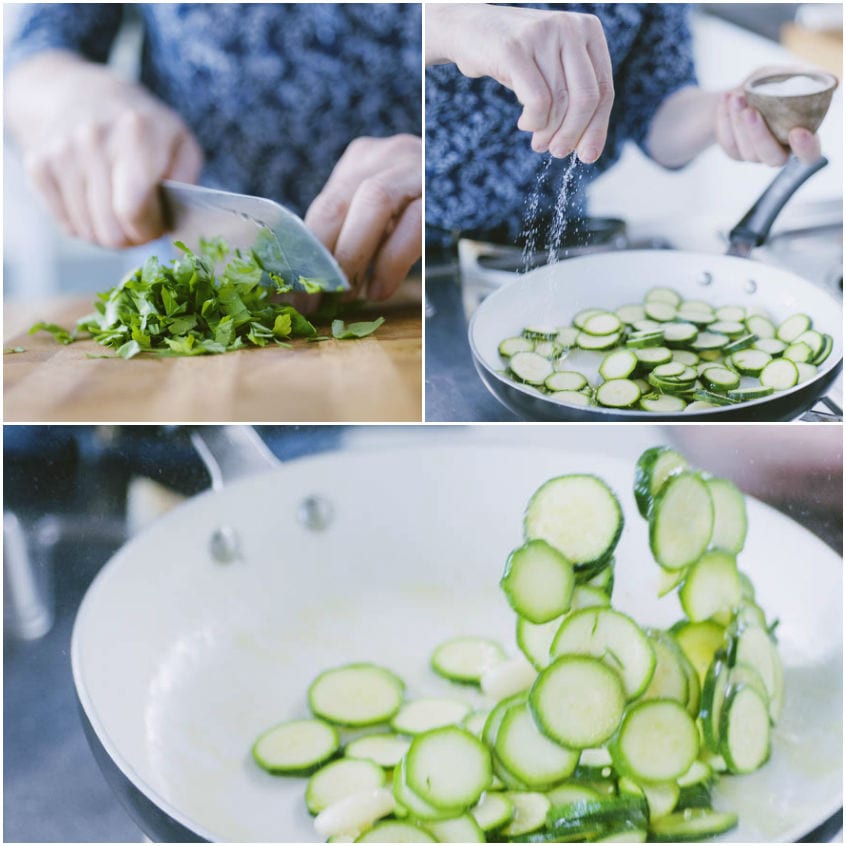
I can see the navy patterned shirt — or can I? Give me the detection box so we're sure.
[426,3,697,242]
[8,3,422,216]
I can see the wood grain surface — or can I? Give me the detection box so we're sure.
[4,290,422,423]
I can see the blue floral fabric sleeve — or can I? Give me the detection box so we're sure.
[6,4,125,69]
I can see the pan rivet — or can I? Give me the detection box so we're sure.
[298,496,334,531]
[697,272,713,286]
[210,525,240,563]
[745,279,757,293]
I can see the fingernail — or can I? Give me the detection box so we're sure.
[577,146,599,164]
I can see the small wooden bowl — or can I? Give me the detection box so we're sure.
[745,71,838,145]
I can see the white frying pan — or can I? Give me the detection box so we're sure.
[71,429,842,842]
[469,158,843,421]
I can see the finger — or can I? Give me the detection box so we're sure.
[304,182,351,257]
[525,37,569,153]
[50,143,97,242]
[24,152,74,234]
[166,130,204,183]
[547,45,599,158]
[787,127,823,165]
[369,197,422,301]
[74,125,133,248]
[742,108,789,167]
[332,165,421,294]
[110,112,166,244]
[715,93,742,160]
[577,23,614,163]
[508,55,552,136]
[728,94,759,162]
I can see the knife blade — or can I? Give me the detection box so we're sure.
[159,180,349,292]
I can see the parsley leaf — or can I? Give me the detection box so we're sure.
[4,346,25,354]
[29,322,76,344]
[331,317,385,339]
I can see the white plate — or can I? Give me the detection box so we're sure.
[72,442,842,841]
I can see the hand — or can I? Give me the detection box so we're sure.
[304,134,421,302]
[716,88,822,167]
[8,52,203,248]
[426,4,614,162]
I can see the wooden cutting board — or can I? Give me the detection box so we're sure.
[4,286,421,423]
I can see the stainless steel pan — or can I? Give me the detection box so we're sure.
[469,157,842,421]
[71,428,841,842]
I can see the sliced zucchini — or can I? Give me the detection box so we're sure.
[759,357,798,390]
[649,809,738,841]
[393,757,455,821]
[549,389,593,408]
[546,795,649,839]
[627,331,665,349]
[725,385,774,401]
[813,333,833,365]
[599,349,638,380]
[690,332,728,351]
[577,331,622,350]
[633,346,673,367]
[649,473,714,571]
[610,700,698,782]
[462,709,491,738]
[732,624,784,722]
[550,608,656,700]
[596,378,641,408]
[573,308,606,330]
[644,301,677,322]
[795,362,818,384]
[701,367,739,392]
[752,337,787,355]
[556,326,580,347]
[633,446,689,518]
[722,333,757,354]
[776,313,811,343]
[672,620,726,684]
[545,370,587,392]
[517,615,563,671]
[480,654,538,700]
[509,351,554,386]
[431,637,506,685]
[525,474,623,569]
[345,733,410,769]
[746,314,775,339]
[501,539,575,624]
[730,348,771,376]
[662,322,699,346]
[715,305,745,322]
[572,584,612,609]
[309,664,405,727]
[530,655,626,748]
[583,312,623,336]
[405,726,491,811]
[306,758,387,815]
[356,821,435,842]
[616,304,646,325]
[499,792,551,837]
[679,550,741,625]
[392,698,472,736]
[495,701,580,788]
[499,337,534,358]
[645,287,682,306]
[638,630,689,705]
[671,349,699,366]
[523,325,559,341]
[425,814,486,843]
[546,783,602,806]
[795,328,824,357]
[471,791,514,832]
[252,718,339,775]
[705,476,747,554]
[783,341,813,363]
[708,320,745,337]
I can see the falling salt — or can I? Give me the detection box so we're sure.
[546,153,581,265]
[520,155,552,273]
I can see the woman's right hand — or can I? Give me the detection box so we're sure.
[425,4,614,163]
[6,51,203,248]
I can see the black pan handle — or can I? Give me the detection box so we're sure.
[729,155,829,250]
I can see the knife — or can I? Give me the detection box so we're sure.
[159,180,349,292]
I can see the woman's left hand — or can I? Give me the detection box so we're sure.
[715,89,822,167]
[304,134,422,302]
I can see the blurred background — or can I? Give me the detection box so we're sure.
[3,424,842,841]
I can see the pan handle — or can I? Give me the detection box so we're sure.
[190,427,279,492]
[729,155,828,251]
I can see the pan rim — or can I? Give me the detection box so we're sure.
[468,249,842,420]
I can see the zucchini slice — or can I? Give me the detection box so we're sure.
[524,474,623,570]
[309,664,405,727]
[633,446,689,518]
[314,787,395,839]
[495,701,580,788]
[471,791,514,832]
[501,540,575,624]
[425,814,486,843]
[596,378,641,408]
[345,733,410,769]
[610,700,698,782]
[517,614,563,671]
[431,637,506,685]
[356,821,435,842]
[649,473,714,571]
[530,655,626,748]
[550,608,656,700]
[306,758,386,815]
[679,550,742,625]
[391,698,471,735]
[649,809,738,841]
[405,726,492,811]
[499,791,551,837]
[705,476,747,554]
[252,718,339,775]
